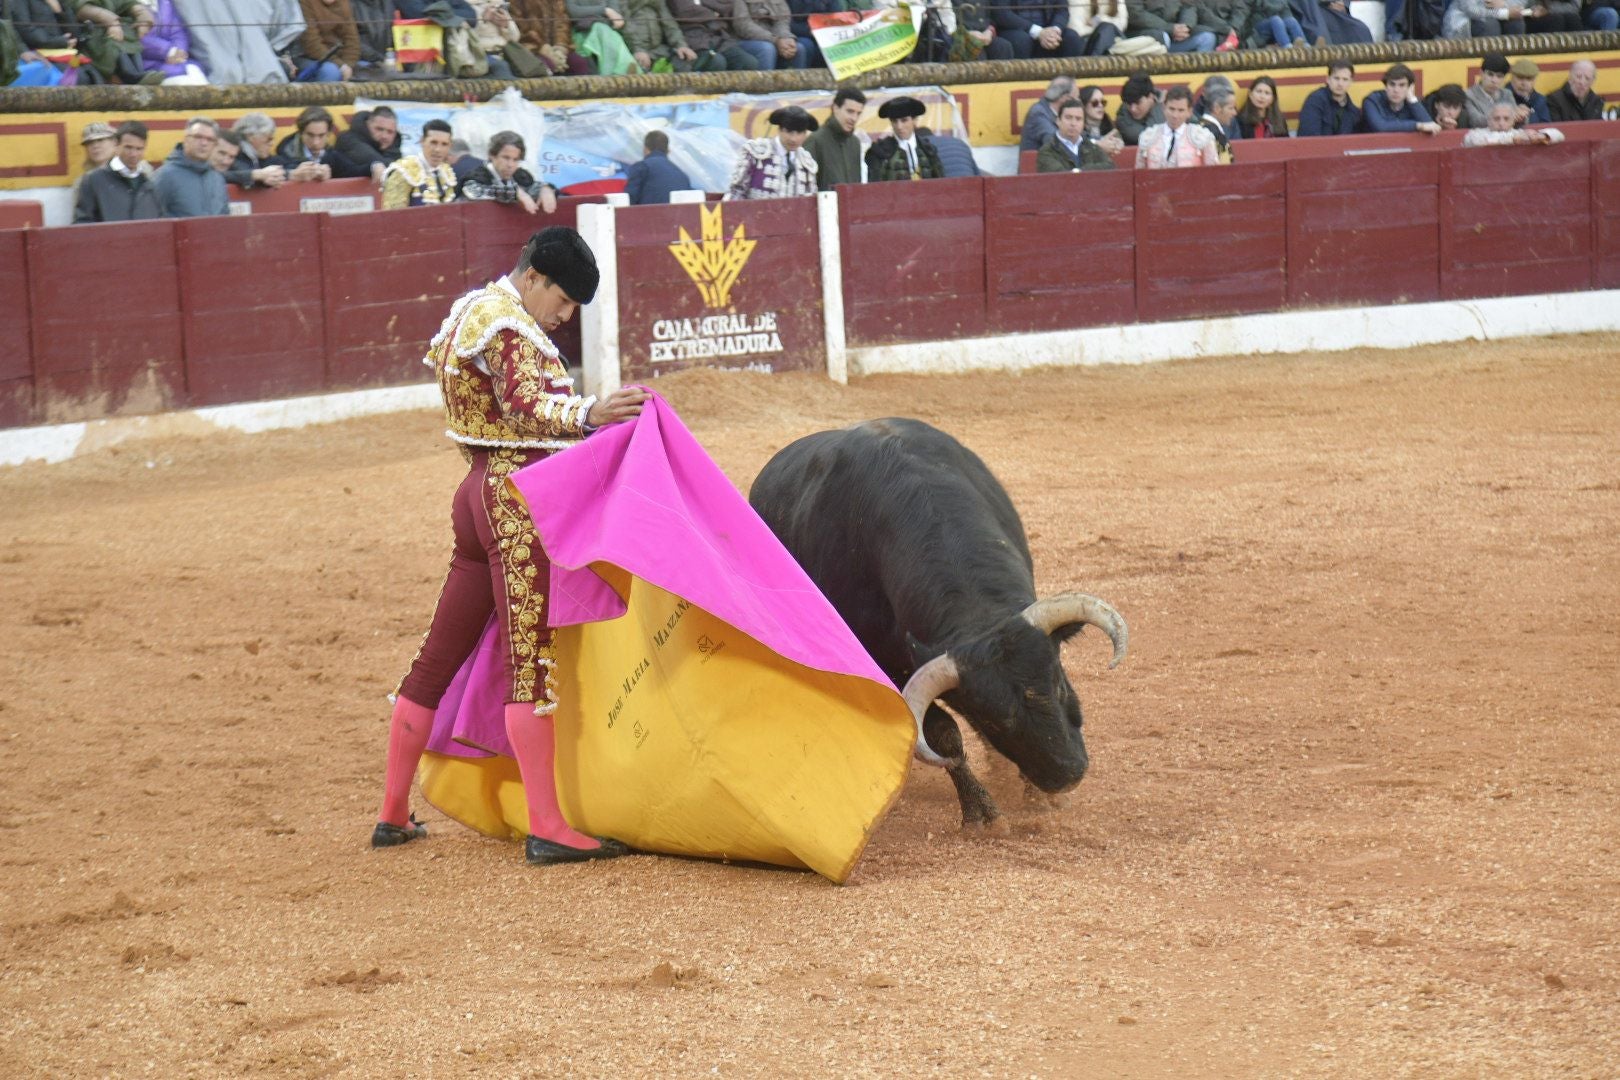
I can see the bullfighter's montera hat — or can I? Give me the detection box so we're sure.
[877,96,927,121]
[523,226,599,306]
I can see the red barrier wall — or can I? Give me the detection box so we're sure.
[320,204,468,387]
[177,213,328,407]
[1441,141,1593,300]
[1286,153,1441,308]
[840,177,987,346]
[229,177,380,215]
[0,201,44,229]
[27,220,185,424]
[0,230,32,428]
[1595,141,1620,288]
[614,197,825,383]
[985,172,1136,335]
[1135,162,1288,322]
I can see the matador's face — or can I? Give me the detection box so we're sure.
[515,269,580,333]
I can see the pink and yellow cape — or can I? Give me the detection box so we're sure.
[418,394,914,882]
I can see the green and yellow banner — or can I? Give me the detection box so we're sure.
[810,7,923,81]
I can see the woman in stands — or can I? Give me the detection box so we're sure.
[1237,76,1289,139]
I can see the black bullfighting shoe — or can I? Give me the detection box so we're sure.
[524,835,630,866]
[371,814,428,848]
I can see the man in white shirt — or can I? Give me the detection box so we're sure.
[1135,86,1220,169]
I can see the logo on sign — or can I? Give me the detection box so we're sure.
[668,203,756,308]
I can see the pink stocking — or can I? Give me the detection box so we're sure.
[504,702,599,849]
[378,695,435,827]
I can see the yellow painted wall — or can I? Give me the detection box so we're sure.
[4,51,1616,190]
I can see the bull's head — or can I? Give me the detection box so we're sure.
[902,594,1128,792]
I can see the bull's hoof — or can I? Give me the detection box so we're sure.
[962,816,1011,837]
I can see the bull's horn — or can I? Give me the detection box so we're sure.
[900,653,961,767]
[1020,593,1129,669]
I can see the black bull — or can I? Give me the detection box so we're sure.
[748,418,1128,827]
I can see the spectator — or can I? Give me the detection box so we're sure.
[74,119,162,222]
[383,118,458,208]
[1195,74,1241,140]
[664,0,759,68]
[1196,85,1235,161]
[12,0,83,72]
[1115,72,1164,146]
[1297,60,1359,136]
[211,130,241,172]
[1244,0,1304,44]
[784,0,836,68]
[1424,83,1470,130]
[1197,0,1245,49]
[1546,59,1604,123]
[350,0,390,64]
[727,105,818,199]
[1584,0,1618,28]
[1524,0,1582,29]
[866,96,945,182]
[292,0,359,81]
[991,0,1085,56]
[1508,58,1551,125]
[1464,52,1514,129]
[170,0,304,84]
[135,0,206,81]
[154,116,228,216]
[1298,0,1373,42]
[921,126,981,176]
[1442,0,1523,36]
[731,0,790,69]
[69,0,148,82]
[1037,95,1122,172]
[331,106,401,182]
[448,138,482,184]
[511,0,597,71]
[567,0,637,72]
[225,113,288,189]
[1136,86,1219,168]
[623,129,692,203]
[77,121,119,181]
[1463,101,1564,145]
[620,0,697,70]
[1066,0,1124,56]
[1237,75,1288,138]
[459,130,560,213]
[1124,0,1217,53]
[466,0,522,77]
[1360,64,1440,134]
[272,105,336,181]
[805,86,865,189]
[4,8,63,86]
[1021,76,1076,152]
[946,0,1015,60]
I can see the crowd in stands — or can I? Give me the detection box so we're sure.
[57,47,1609,221]
[6,0,1620,86]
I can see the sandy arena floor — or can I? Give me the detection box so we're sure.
[1,335,1617,1077]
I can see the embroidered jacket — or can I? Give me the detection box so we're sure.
[424,278,596,457]
[382,153,459,208]
[1134,122,1220,169]
[726,137,818,200]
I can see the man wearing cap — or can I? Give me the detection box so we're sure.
[1546,59,1605,123]
[1507,59,1551,125]
[1464,53,1516,130]
[373,227,650,866]
[74,120,162,223]
[865,97,945,182]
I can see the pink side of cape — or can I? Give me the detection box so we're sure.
[427,393,891,759]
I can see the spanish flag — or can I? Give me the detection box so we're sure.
[391,18,443,65]
[418,394,915,883]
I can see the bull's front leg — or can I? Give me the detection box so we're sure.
[922,704,1001,829]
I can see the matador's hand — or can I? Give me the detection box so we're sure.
[587,386,650,427]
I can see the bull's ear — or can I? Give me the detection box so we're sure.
[904,631,942,667]
[1051,622,1087,646]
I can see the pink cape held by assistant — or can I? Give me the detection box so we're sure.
[417,392,915,882]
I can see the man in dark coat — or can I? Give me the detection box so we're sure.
[1546,59,1605,123]
[865,96,945,182]
[1297,61,1361,137]
[74,120,163,222]
[805,86,865,190]
[330,107,403,182]
[153,118,229,217]
[624,130,693,204]
[990,0,1083,56]
[1036,98,1117,172]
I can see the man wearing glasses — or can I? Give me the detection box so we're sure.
[153,117,230,218]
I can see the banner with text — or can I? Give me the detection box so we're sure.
[809,7,923,81]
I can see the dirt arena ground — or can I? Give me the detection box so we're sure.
[2,334,1617,1077]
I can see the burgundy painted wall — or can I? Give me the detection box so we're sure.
[1441,142,1593,301]
[1286,153,1441,308]
[1595,141,1620,289]
[0,229,32,428]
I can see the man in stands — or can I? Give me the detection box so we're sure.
[1136,86,1219,168]
[624,130,693,204]
[1020,76,1076,152]
[1360,64,1441,134]
[1195,85,1236,162]
[1424,84,1470,130]
[990,0,1085,58]
[154,116,228,217]
[1463,53,1515,129]
[224,114,287,190]
[1508,58,1550,125]
[1124,0,1217,53]
[866,96,945,182]
[272,106,336,182]
[621,0,700,71]
[731,0,794,69]
[212,131,244,173]
[1547,59,1604,123]
[460,131,559,213]
[292,0,361,80]
[383,119,459,208]
[331,106,402,183]
[1037,97,1113,172]
[1298,61,1359,137]
[74,120,162,223]
[805,86,865,189]
[1463,102,1563,146]
[1115,73,1164,146]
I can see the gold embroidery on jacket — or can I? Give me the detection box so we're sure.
[486,448,549,705]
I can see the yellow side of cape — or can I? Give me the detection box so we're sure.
[419,576,914,883]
